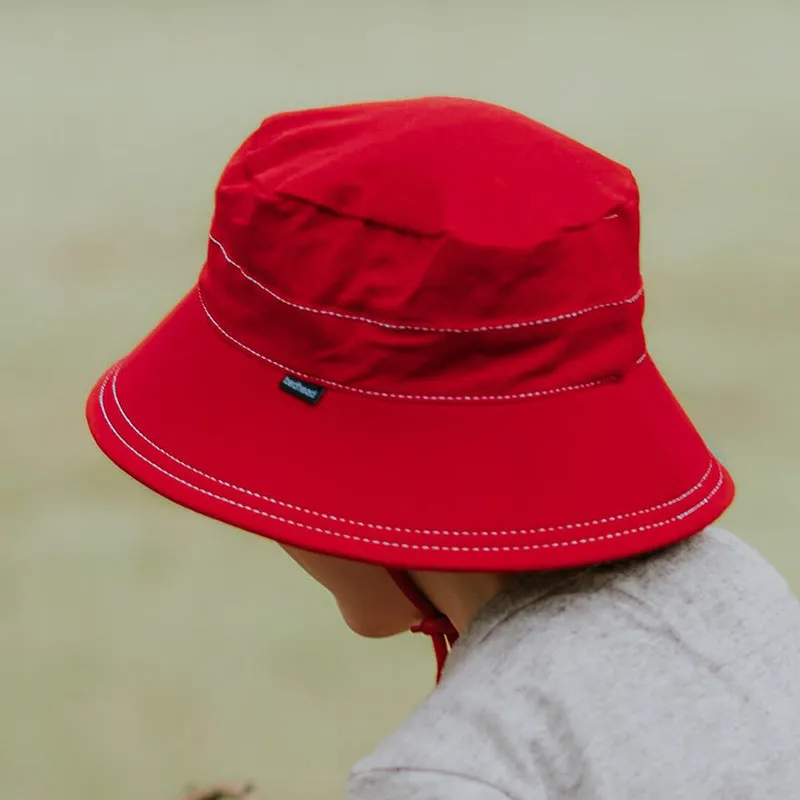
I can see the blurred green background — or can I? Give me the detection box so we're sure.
[2,1,799,798]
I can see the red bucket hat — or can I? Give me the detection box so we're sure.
[86,97,734,578]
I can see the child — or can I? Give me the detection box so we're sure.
[86,97,800,799]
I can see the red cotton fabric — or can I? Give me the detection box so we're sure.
[86,97,734,575]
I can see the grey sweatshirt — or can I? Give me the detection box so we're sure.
[347,528,800,799]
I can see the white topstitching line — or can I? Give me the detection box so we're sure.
[197,288,642,403]
[209,234,644,334]
[97,373,726,552]
[106,366,720,539]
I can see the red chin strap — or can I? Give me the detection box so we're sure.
[389,570,460,683]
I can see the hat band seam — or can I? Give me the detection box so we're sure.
[103,366,718,539]
[198,287,645,403]
[209,234,644,335]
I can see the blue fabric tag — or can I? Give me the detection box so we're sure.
[279,375,326,405]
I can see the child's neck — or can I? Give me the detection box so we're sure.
[408,570,512,633]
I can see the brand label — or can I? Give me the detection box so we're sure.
[279,375,326,405]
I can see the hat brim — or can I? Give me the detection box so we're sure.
[86,287,734,571]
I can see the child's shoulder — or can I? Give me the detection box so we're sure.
[349,527,800,800]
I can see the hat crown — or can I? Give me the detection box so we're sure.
[200,98,645,401]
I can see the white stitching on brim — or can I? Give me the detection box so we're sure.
[97,374,725,552]
[209,235,644,334]
[100,368,723,542]
[197,288,641,403]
